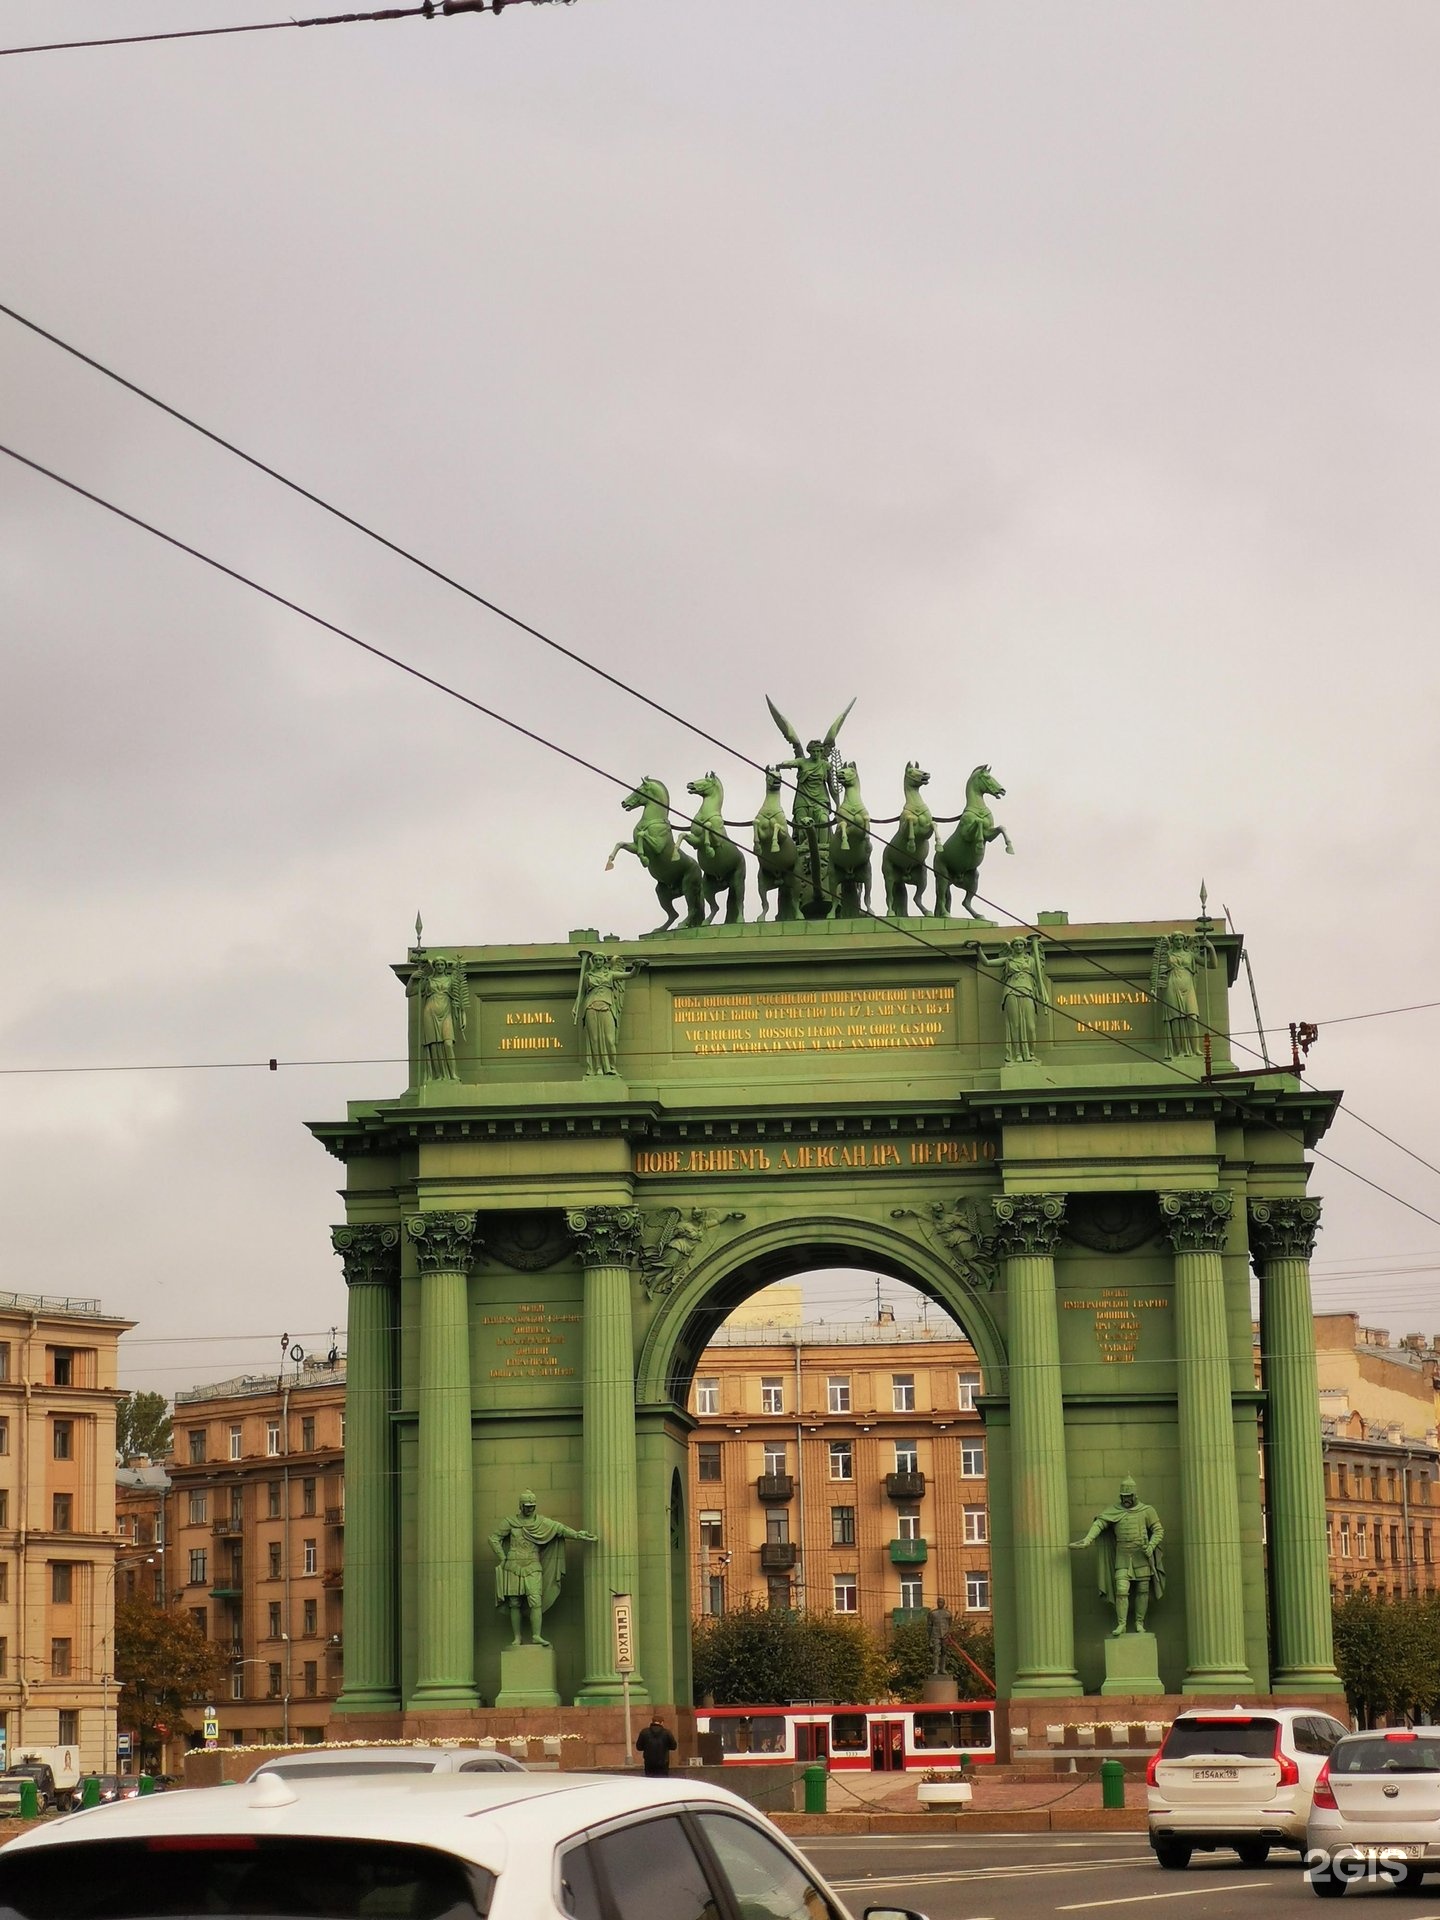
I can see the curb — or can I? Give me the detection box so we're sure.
[773,1809,1147,1835]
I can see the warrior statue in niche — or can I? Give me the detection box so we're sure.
[489,1492,597,1648]
[1071,1476,1166,1635]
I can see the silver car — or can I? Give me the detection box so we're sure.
[251,1742,527,1781]
[1147,1705,1350,1867]
[1306,1727,1440,1896]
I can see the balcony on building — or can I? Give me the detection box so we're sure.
[227,1638,245,1659]
[324,1505,345,1528]
[210,1574,243,1600]
[759,1541,797,1572]
[890,1606,928,1628]
[212,1517,243,1537]
[884,1470,926,1501]
[322,1566,344,1588]
[756,1473,794,1503]
[889,1537,928,1564]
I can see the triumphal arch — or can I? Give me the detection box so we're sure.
[312,709,1342,1734]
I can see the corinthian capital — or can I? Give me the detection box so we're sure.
[405,1210,481,1274]
[331,1222,401,1288]
[565,1206,642,1269]
[1160,1190,1234,1254]
[990,1193,1066,1260]
[1248,1196,1322,1265]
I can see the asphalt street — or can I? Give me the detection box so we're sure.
[797,1834,1440,1920]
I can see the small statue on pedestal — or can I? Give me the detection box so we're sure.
[1071,1476,1165,1636]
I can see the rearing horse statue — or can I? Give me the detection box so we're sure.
[752,767,801,922]
[881,762,934,917]
[606,777,705,934]
[683,773,746,925]
[934,764,1013,919]
[827,761,873,917]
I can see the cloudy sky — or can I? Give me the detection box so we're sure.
[3,1,1438,1395]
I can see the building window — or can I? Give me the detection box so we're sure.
[1326,1520,1333,1558]
[699,1511,724,1552]
[231,1669,245,1701]
[51,1563,73,1604]
[832,1574,858,1614]
[831,1505,855,1546]
[265,1421,281,1457]
[765,1508,789,1545]
[1426,1529,1434,1566]
[267,1664,282,1698]
[762,1441,788,1477]
[303,1598,317,1635]
[697,1442,722,1483]
[960,1439,985,1478]
[956,1371,980,1411]
[965,1571,991,1612]
[189,1549,207,1585]
[0,1343,9,1381]
[52,1493,73,1531]
[828,1441,853,1482]
[704,1576,725,1617]
[0,1417,9,1455]
[51,1350,73,1388]
[302,1539,317,1576]
[899,1575,923,1610]
[303,1661,318,1697]
[190,1607,207,1637]
[696,1378,719,1416]
[0,1492,8,1530]
[760,1377,784,1415]
[0,1638,7,1676]
[268,1542,282,1578]
[896,1505,921,1542]
[766,1576,792,1610]
[892,1373,916,1413]
[188,1492,208,1526]
[268,1602,282,1638]
[302,1478,317,1517]
[1335,1463,1348,1499]
[894,1440,919,1475]
[52,1420,73,1461]
[51,1638,72,1678]
[1356,1521,1367,1560]
[267,1482,282,1518]
[57,1709,78,1744]
[1376,1527,1385,1565]
[1340,1521,1351,1560]
[1391,1525,1400,1563]
[229,1424,243,1461]
[963,1504,988,1544]
[827,1376,851,1414]
[301,1418,316,1451]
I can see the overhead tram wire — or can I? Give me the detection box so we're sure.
[5,439,1439,1233]
[0,0,549,60]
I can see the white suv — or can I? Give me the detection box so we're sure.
[251,1742,526,1780]
[1148,1705,1352,1868]
[0,1768,884,1920]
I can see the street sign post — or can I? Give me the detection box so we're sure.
[116,1733,133,1761]
[203,1708,219,1750]
[612,1593,634,1765]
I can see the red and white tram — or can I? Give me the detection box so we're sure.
[695,1703,996,1771]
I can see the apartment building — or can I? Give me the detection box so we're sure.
[115,1460,170,1606]
[0,1290,132,1771]
[687,1308,990,1637]
[165,1362,346,1749]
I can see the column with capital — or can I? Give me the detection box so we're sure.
[1251,1197,1344,1692]
[567,1206,650,1706]
[1161,1191,1253,1692]
[406,1210,481,1708]
[991,1193,1081,1696]
[330,1224,401,1713]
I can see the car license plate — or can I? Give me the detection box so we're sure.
[1363,1846,1426,1860]
[1193,1768,1238,1781]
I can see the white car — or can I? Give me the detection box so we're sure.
[1147,1704,1351,1868]
[1306,1726,1440,1896]
[251,1742,527,1780]
[0,1767,906,1920]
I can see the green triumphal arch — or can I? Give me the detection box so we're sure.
[313,731,1343,1727]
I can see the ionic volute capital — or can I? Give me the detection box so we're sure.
[405,1210,481,1275]
[1248,1196,1322,1266]
[990,1193,1066,1260]
[565,1206,642,1269]
[1160,1190,1234,1255]
[331,1222,401,1288]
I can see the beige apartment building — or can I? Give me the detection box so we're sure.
[164,1361,346,1752]
[687,1301,990,1640]
[0,1290,132,1771]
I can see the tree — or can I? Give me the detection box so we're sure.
[115,1597,226,1769]
[116,1391,171,1462]
[887,1616,995,1702]
[693,1602,888,1705]
[1333,1590,1440,1727]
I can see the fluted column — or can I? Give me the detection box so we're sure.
[1161,1191,1253,1692]
[1251,1198,1343,1693]
[406,1210,481,1708]
[992,1193,1080,1697]
[567,1206,650,1706]
[331,1224,401,1713]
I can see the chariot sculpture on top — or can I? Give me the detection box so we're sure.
[605,693,1015,931]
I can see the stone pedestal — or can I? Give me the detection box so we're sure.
[497,1644,561,1709]
[921,1674,960,1703]
[1101,1632,1164,1697]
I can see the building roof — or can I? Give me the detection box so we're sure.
[115,1463,171,1491]
[174,1363,345,1406]
[0,1288,133,1329]
[700,1318,973,1349]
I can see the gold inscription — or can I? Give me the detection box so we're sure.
[1062,1287,1170,1364]
[493,1005,567,1052]
[482,1301,580,1379]
[634,1137,996,1177]
[672,985,955,1057]
[1053,988,1149,1039]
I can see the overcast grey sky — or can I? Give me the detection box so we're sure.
[3,1,1438,1395]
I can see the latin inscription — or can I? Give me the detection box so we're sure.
[482,1301,580,1379]
[634,1137,997,1176]
[1062,1287,1170,1364]
[672,985,955,1057]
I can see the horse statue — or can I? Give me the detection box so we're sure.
[934,764,1013,919]
[826,761,873,917]
[881,762,934,917]
[606,776,705,934]
[683,773,746,924]
[751,766,801,922]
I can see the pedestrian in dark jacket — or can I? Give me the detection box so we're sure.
[636,1714,678,1776]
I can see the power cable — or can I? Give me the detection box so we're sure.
[0,0,553,60]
